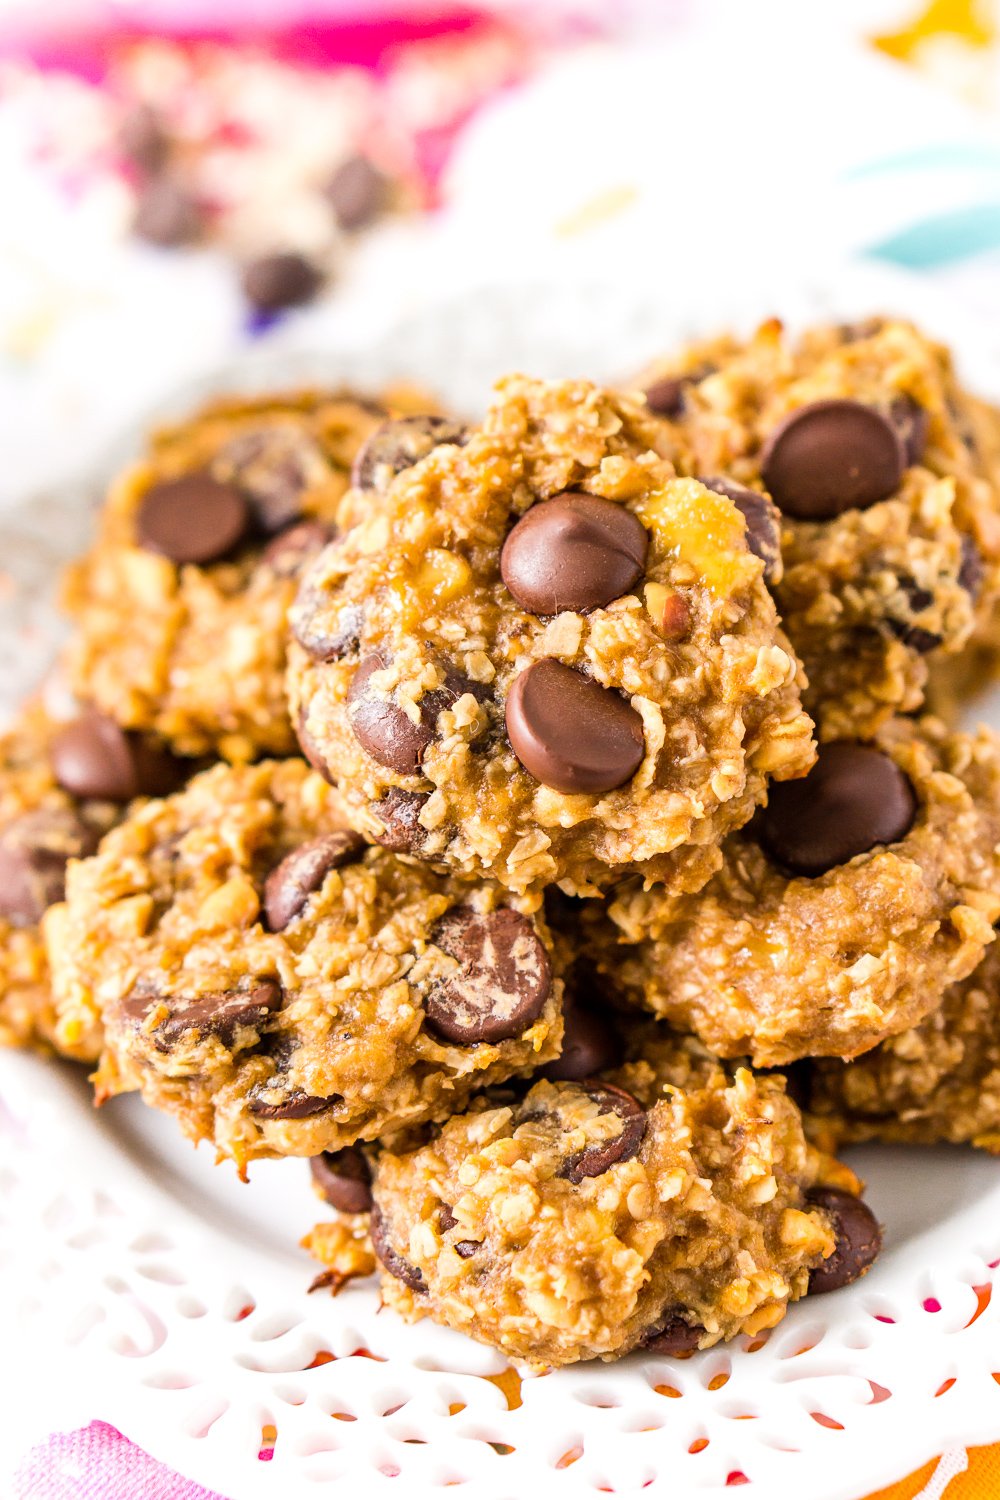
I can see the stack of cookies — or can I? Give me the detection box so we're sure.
[5,316,1000,1370]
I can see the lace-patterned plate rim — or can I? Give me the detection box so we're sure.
[3,263,1000,1500]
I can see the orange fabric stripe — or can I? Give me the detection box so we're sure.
[865,1444,1000,1500]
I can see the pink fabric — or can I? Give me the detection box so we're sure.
[14,1422,231,1500]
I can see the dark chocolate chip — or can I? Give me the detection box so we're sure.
[295,710,334,782]
[122,979,282,1048]
[133,178,204,246]
[348,655,483,775]
[327,155,389,231]
[759,741,917,878]
[437,1206,480,1258]
[50,712,187,803]
[310,1147,373,1214]
[119,103,170,174]
[370,1203,426,1292]
[264,831,367,931]
[241,252,323,313]
[540,995,623,1082]
[557,1082,647,1183]
[699,476,782,584]
[643,376,686,417]
[371,788,429,853]
[351,415,468,494]
[0,809,100,926]
[136,474,251,564]
[291,587,363,662]
[888,393,930,468]
[806,1187,882,1293]
[959,533,984,599]
[425,906,551,1046]
[500,493,648,615]
[761,400,905,519]
[505,659,644,795]
[218,428,324,533]
[885,577,942,654]
[248,1083,338,1120]
[640,1310,705,1356]
[263,521,335,578]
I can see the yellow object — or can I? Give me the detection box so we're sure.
[875,0,996,62]
[865,1442,1000,1498]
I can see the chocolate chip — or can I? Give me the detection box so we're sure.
[248,1083,337,1120]
[959,534,984,599]
[806,1188,882,1293]
[119,103,170,174]
[218,428,325,533]
[0,809,100,925]
[351,415,468,494]
[133,178,204,246]
[759,741,917,878]
[500,493,648,616]
[122,979,282,1048]
[640,1311,705,1356]
[263,521,335,578]
[371,788,429,852]
[885,577,942,654]
[699,476,782,584]
[505,659,644,795]
[348,655,482,774]
[540,992,623,1082]
[437,1206,480,1258]
[136,474,251,564]
[888,393,929,468]
[370,1203,426,1292]
[327,155,389,231]
[558,1083,647,1183]
[264,831,367,931]
[292,589,363,662]
[761,400,905,519]
[295,710,334,782]
[643,376,686,417]
[241,252,323,313]
[310,1147,373,1214]
[50,712,187,803]
[425,906,551,1046]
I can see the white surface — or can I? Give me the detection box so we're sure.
[2,265,1000,1499]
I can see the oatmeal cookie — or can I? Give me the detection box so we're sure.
[356,1029,877,1367]
[590,716,1000,1065]
[639,317,1000,737]
[62,388,401,761]
[288,375,815,896]
[46,759,563,1168]
[0,700,187,1059]
[808,942,1000,1152]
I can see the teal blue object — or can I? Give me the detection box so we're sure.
[846,143,1000,177]
[867,203,1000,267]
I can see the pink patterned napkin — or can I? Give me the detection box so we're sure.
[14,1422,230,1500]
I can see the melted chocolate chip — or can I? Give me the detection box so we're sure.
[122,979,282,1049]
[807,1188,882,1293]
[248,1084,337,1121]
[351,415,468,494]
[759,741,917,878]
[540,994,623,1081]
[263,521,335,578]
[643,375,687,417]
[699,476,782,584]
[370,1203,426,1292]
[371,788,429,853]
[505,659,644,795]
[241,252,323,313]
[295,710,334,783]
[136,474,251,564]
[348,655,484,775]
[50,712,187,803]
[761,400,905,519]
[885,577,942,654]
[0,809,100,926]
[218,428,325,533]
[310,1147,373,1214]
[557,1083,647,1184]
[292,589,364,662]
[425,906,551,1045]
[437,1206,480,1258]
[959,534,984,599]
[888,393,929,468]
[264,831,367,931]
[327,155,389,231]
[500,493,648,615]
[640,1311,705,1356]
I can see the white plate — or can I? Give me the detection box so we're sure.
[3,263,1000,1500]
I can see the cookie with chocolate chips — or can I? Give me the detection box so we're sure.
[636,316,1000,736]
[61,387,410,761]
[351,1027,872,1367]
[45,758,563,1169]
[590,716,1000,1065]
[288,374,815,895]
